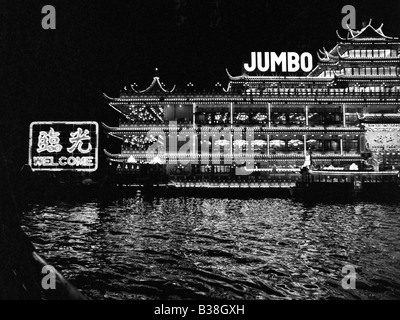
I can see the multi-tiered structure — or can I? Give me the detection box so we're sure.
[103,21,400,187]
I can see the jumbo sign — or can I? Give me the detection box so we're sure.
[244,52,313,73]
[29,121,99,172]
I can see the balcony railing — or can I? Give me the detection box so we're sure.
[118,150,362,158]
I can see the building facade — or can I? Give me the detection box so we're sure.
[103,21,400,186]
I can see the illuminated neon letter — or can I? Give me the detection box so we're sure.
[270,52,286,72]
[67,128,92,153]
[257,52,270,72]
[300,53,313,72]
[59,156,67,166]
[287,52,300,72]
[37,127,62,153]
[244,52,257,72]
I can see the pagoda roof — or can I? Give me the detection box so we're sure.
[336,20,398,42]
[137,75,176,94]
[103,70,175,101]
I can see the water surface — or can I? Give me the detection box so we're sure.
[21,195,400,300]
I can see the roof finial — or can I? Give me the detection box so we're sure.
[155,67,159,78]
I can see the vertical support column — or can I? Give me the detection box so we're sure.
[342,103,346,127]
[192,102,196,129]
[230,102,233,128]
[340,137,343,155]
[229,131,233,157]
[268,103,271,128]
[305,105,309,126]
[303,134,307,157]
[267,134,270,156]
[230,102,234,160]
[192,102,196,158]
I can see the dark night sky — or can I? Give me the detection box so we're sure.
[1,0,400,167]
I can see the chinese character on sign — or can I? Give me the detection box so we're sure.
[67,127,92,153]
[36,127,62,153]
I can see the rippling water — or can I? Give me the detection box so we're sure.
[21,194,400,300]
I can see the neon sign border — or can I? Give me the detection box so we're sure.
[28,121,99,172]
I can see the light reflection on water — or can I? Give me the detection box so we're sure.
[21,196,400,300]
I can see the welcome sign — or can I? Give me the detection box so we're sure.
[29,121,99,172]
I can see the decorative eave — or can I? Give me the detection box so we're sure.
[226,69,332,83]
[317,47,339,62]
[336,55,400,62]
[334,74,400,81]
[336,29,348,41]
[104,149,127,159]
[226,68,245,81]
[318,61,340,67]
[103,92,121,102]
[358,113,400,123]
[104,150,148,160]
[102,122,119,131]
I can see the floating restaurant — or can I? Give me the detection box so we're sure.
[103,21,400,190]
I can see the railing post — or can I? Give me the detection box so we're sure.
[342,103,346,127]
[230,102,233,128]
[268,103,271,128]
[340,137,343,155]
[305,105,309,126]
[192,102,196,129]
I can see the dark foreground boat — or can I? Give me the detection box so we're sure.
[0,222,86,300]
[1,147,86,299]
[291,169,400,201]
